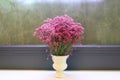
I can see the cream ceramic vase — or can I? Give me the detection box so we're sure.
[52,55,69,78]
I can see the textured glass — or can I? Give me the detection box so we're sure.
[0,0,120,44]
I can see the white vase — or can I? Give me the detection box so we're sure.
[51,55,69,78]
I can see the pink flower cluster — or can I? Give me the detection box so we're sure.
[34,15,84,46]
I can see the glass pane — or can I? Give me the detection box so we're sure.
[0,0,120,44]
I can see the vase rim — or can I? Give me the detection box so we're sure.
[51,55,69,56]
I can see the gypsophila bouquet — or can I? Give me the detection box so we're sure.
[34,15,84,56]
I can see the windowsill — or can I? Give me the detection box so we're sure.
[0,70,120,80]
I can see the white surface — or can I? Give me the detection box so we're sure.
[0,70,120,80]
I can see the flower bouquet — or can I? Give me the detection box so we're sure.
[34,15,84,78]
[34,15,84,56]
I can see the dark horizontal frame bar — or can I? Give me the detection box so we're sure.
[0,45,120,70]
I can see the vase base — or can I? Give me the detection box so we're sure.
[55,71,64,78]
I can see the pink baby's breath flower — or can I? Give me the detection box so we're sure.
[34,15,84,56]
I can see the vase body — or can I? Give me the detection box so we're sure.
[52,55,69,78]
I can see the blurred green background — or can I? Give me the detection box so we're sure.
[0,0,120,44]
